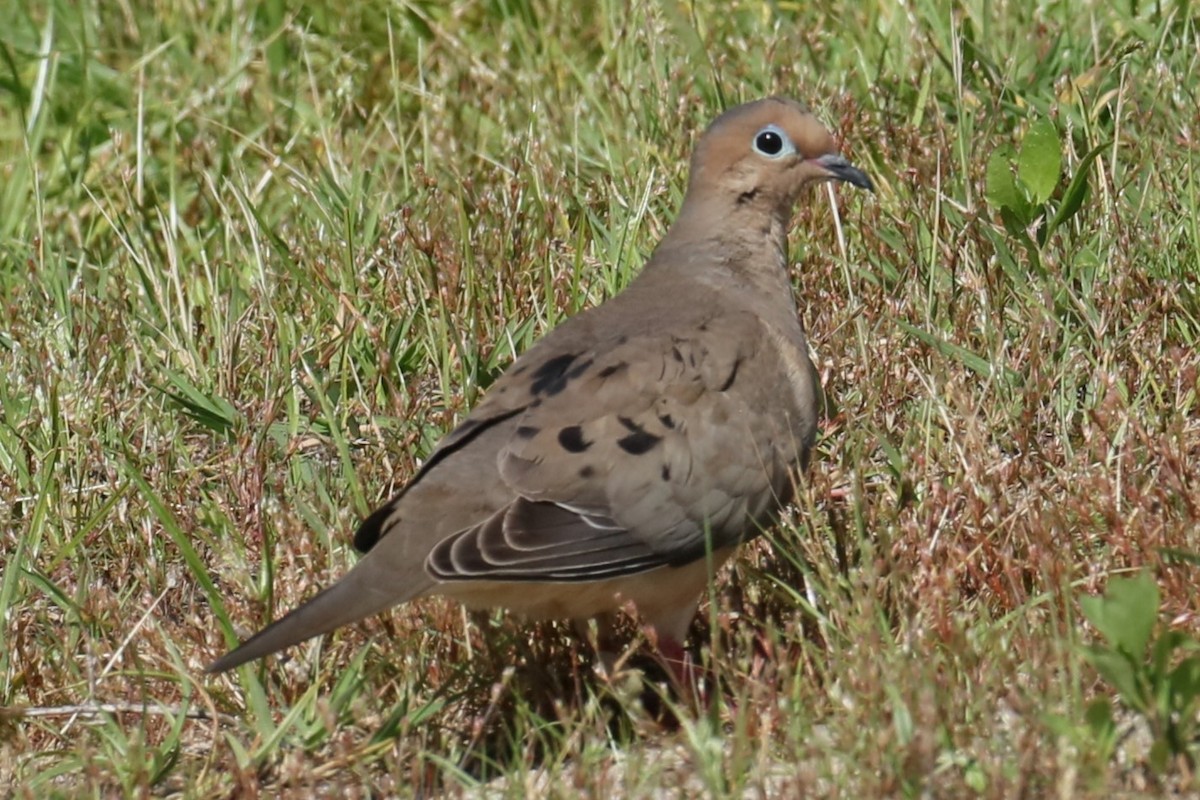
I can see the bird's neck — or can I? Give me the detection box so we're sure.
[646,195,800,317]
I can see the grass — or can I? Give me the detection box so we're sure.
[1,0,1199,795]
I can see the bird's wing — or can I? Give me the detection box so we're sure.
[426,308,802,582]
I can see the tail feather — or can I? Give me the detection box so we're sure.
[206,559,424,673]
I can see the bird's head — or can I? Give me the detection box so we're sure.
[685,97,873,215]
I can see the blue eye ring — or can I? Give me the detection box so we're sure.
[752,125,793,158]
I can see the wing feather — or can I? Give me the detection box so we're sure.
[424,311,808,583]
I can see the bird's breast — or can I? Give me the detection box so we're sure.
[758,319,819,447]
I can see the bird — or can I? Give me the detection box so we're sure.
[207,97,872,680]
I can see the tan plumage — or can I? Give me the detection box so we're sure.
[207,97,872,674]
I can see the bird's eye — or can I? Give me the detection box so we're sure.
[752,125,792,158]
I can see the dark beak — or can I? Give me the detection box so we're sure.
[816,153,874,192]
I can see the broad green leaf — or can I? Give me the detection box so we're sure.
[1080,572,1159,659]
[1084,697,1115,738]
[1046,140,1110,239]
[1169,657,1200,710]
[1149,739,1171,775]
[986,145,1025,214]
[1081,644,1145,712]
[1018,118,1062,205]
[999,206,1043,272]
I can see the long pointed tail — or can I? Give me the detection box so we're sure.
[206,559,424,673]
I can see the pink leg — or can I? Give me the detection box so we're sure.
[648,630,711,707]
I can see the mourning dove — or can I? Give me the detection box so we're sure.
[207,97,872,676]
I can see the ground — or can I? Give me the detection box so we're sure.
[1,0,1198,796]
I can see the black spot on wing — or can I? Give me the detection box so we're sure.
[354,405,527,552]
[616,417,662,455]
[528,353,593,397]
[558,425,592,453]
[579,465,595,478]
[598,362,627,378]
[718,355,743,392]
[661,464,671,481]
[515,425,540,439]
[618,432,660,456]
[658,413,676,429]
[567,358,593,380]
[354,502,397,552]
[529,353,579,396]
